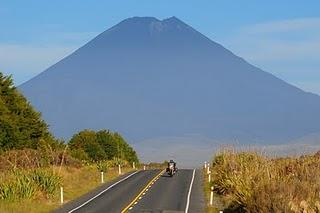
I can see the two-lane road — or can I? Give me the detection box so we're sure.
[55,169,204,213]
[129,169,197,212]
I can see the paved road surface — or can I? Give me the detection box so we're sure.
[130,169,204,213]
[54,169,204,213]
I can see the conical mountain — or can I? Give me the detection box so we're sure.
[20,17,320,157]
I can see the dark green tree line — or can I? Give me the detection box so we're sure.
[68,129,139,163]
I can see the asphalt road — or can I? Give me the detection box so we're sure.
[54,169,204,213]
[130,169,204,213]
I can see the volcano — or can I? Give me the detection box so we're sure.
[20,17,320,164]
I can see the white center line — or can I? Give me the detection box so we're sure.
[185,169,195,213]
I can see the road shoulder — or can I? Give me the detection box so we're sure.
[189,169,205,213]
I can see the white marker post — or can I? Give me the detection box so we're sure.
[118,164,122,175]
[210,186,214,206]
[207,165,210,174]
[204,161,207,169]
[208,172,211,183]
[143,165,146,170]
[133,162,135,169]
[60,187,64,204]
[101,171,104,183]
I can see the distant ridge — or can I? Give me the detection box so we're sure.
[20,17,320,165]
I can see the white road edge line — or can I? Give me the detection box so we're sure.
[68,171,140,213]
[185,169,195,213]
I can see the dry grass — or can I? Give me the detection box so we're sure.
[209,149,320,212]
[203,169,223,213]
[0,148,81,171]
[0,165,133,213]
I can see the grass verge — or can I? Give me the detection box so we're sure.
[203,167,225,213]
[0,166,133,213]
[209,149,320,212]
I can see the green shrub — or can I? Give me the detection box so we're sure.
[96,161,109,172]
[70,149,90,162]
[31,170,61,197]
[0,174,36,201]
[16,174,36,199]
[68,129,139,163]
[0,169,61,201]
[0,182,16,201]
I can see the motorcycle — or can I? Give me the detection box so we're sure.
[166,162,177,177]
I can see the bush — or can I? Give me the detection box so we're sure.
[70,149,90,161]
[0,174,36,200]
[31,169,61,197]
[68,129,139,163]
[0,169,61,201]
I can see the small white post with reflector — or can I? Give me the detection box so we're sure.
[118,164,122,175]
[60,186,64,204]
[101,171,104,183]
[210,186,214,206]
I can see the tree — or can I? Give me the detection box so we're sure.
[69,130,106,162]
[68,129,139,163]
[96,130,117,160]
[0,72,56,151]
[112,132,139,163]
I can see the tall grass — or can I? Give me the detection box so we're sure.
[0,169,61,201]
[210,149,320,212]
[0,148,81,172]
[0,173,36,201]
[31,170,61,197]
[0,147,135,212]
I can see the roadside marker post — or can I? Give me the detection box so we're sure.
[210,186,213,206]
[133,162,136,169]
[143,165,146,170]
[207,165,210,174]
[208,172,211,183]
[204,161,207,169]
[101,172,104,183]
[118,164,122,175]
[60,187,64,204]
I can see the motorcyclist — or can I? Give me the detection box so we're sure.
[167,160,177,173]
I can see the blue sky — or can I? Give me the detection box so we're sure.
[1,0,320,94]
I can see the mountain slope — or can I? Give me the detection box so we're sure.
[20,17,320,149]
